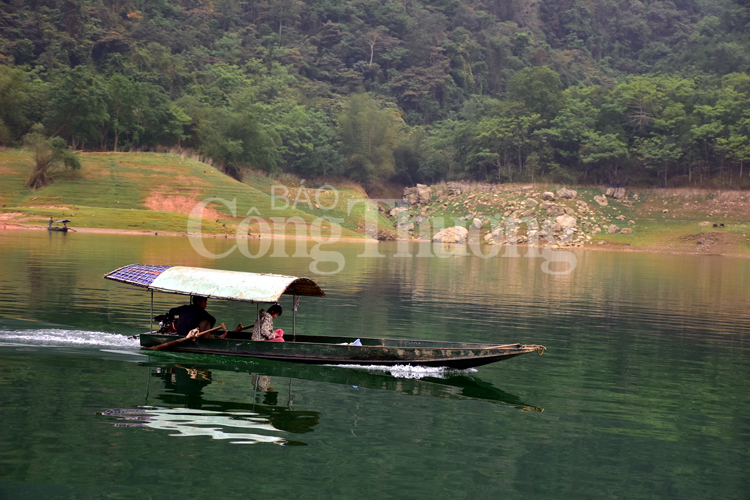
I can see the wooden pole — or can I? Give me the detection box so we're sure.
[150,291,154,333]
[486,343,522,350]
[146,323,226,350]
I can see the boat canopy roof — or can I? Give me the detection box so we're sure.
[104,264,325,303]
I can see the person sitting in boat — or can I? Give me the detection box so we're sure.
[251,305,284,342]
[168,295,217,337]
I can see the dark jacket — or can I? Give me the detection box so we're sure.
[168,304,216,337]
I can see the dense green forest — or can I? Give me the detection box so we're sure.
[2,0,750,188]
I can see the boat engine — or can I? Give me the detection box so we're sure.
[153,312,178,333]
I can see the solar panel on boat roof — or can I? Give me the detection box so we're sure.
[105,264,173,287]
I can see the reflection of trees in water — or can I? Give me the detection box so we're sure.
[322,245,750,345]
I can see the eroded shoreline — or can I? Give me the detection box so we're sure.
[4,223,748,259]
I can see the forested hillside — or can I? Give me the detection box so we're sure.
[2,0,750,188]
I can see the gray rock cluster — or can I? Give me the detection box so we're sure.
[403,184,432,206]
[383,182,639,246]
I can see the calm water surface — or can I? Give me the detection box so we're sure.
[0,229,748,499]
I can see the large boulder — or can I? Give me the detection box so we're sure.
[417,184,432,205]
[541,192,556,201]
[403,187,419,205]
[557,188,578,199]
[524,198,538,207]
[546,206,565,217]
[594,195,608,206]
[432,226,469,244]
[605,187,626,200]
[555,215,578,228]
[377,230,398,241]
[403,185,432,206]
[540,201,556,210]
[471,218,483,229]
[389,206,408,217]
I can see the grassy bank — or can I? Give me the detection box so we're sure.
[0,149,389,238]
[3,148,749,255]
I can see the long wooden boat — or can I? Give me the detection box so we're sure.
[104,264,545,369]
[48,218,70,232]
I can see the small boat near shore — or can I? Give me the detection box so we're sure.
[48,219,71,232]
[104,264,545,369]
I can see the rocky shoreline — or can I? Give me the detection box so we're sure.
[382,182,654,247]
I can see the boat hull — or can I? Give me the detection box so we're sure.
[48,227,68,232]
[139,333,544,369]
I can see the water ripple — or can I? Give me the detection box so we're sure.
[0,328,139,348]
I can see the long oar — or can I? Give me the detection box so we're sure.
[218,322,254,339]
[147,323,226,351]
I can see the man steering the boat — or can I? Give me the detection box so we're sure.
[169,296,216,337]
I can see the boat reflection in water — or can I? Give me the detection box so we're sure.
[100,364,320,446]
[99,360,541,446]
[243,360,544,412]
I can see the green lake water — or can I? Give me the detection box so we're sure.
[0,229,748,499]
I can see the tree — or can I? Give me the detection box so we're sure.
[541,88,598,175]
[473,101,542,181]
[24,124,81,190]
[715,121,750,183]
[389,63,451,123]
[690,105,725,175]
[263,104,343,177]
[338,93,406,183]
[393,127,429,184]
[0,66,30,145]
[507,66,564,121]
[103,74,141,151]
[47,66,109,149]
[579,132,628,182]
[424,119,462,180]
[362,27,393,66]
[196,91,281,178]
[633,135,681,187]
